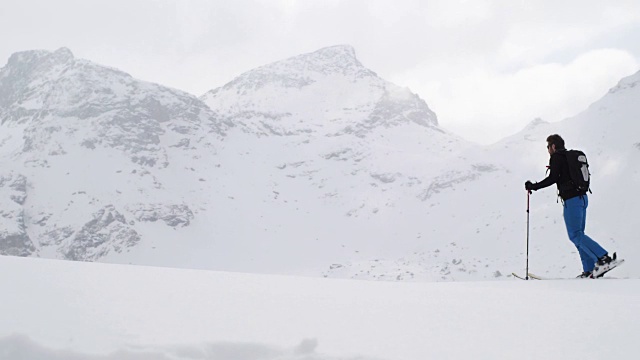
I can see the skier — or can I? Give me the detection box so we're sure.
[525,134,614,278]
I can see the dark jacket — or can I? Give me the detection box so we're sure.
[531,149,586,200]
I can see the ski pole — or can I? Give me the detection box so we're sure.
[526,190,531,280]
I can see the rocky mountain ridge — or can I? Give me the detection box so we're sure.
[202,45,440,138]
[0,48,227,261]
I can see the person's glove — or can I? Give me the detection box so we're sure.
[525,181,536,191]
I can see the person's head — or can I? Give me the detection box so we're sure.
[546,134,565,154]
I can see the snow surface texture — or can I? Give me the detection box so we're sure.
[0,45,639,280]
[1,256,639,360]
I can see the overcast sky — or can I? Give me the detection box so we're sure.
[2,0,640,144]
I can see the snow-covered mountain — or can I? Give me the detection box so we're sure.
[325,69,640,281]
[195,45,495,275]
[0,48,229,262]
[487,69,640,278]
[0,45,638,281]
[0,45,488,277]
[202,45,440,137]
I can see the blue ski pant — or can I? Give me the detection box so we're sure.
[563,195,607,272]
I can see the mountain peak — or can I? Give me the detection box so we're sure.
[202,45,375,101]
[527,117,549,127]
[52,47,75,61]
[6,47,74,68]
[608,69,640,94]
[287,44,369,77]
[201,45,440,137]
[310,44,357,60]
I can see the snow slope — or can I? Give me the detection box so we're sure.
[322,69,640,281]
[1,256,639,360]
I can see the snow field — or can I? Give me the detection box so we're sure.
[1,256,638,360]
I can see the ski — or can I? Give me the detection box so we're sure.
[512,272,535,280]
[511,272,524,280]
[515,272,593,280]
[528,272,558,280]
[592,258,625,278]
[516,260,624,280]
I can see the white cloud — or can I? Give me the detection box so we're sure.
[395,49,639,144]
[495,5,640,67]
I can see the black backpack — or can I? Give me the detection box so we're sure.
[562,149,591,193]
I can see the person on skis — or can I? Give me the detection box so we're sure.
[525,134,614,278]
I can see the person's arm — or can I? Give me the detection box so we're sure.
[530,154,561,191]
